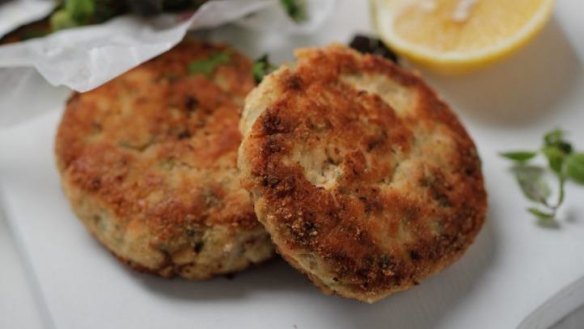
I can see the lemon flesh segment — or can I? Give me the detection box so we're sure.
[372,0,555,73]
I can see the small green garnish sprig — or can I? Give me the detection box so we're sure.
[188,52,230,76]
[281,0,307,22]
[501,129,584,223]
[252,54,275,84]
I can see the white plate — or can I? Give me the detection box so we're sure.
[1,1,584,328]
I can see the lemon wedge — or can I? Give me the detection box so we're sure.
[371,0,555,73]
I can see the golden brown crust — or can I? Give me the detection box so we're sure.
[56,39,274,279]
[239,44,486,302]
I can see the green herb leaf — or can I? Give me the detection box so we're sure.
[188,52,230,76]
[565,153,584,184]
[500,151,537,163]
[93,2,126,22]
[542,146,566,174]
[501,128,582,223]
[512,165,551,204]
[50,10,80,31]
[544,129,573,153]
[66,0,95,23]
[544,129,565,146]
[281,0,307,22]
[541,129,573,175]
[21,28,51,41]
[252,54,275,84]
[527,207,555,221]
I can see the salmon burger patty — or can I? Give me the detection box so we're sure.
[238,44,486,302]
[56,40,275,279]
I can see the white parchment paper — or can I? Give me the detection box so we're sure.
[0,0,269,92]
[0,0,334,127]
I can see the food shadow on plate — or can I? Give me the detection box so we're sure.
[421,18,583,127]
[334,213,498,329]
[131,256,318,301]
[130,211,496,329]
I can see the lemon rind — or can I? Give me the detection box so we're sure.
[371,0,555,73]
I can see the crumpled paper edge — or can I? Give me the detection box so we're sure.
[0,0,274,92]
[0,0,335,128]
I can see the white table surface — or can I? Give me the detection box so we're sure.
[0,211,46,329]
[2,1,584,329]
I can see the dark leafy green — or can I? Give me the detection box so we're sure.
[21,29,51,41]
[500,151,537,163]
[51,0,97,30]
[566,153,584,184]
[512,166,550,204]
[126,0,163,16]
[527,208,555,222]
[252,54,275,84]
[542,146,566,174]
[281,0,307,22]
[544,129,573,152]
[66,0,95,22]
[50,10,80,30]
[349,34,399,64]
[50,0,209,31]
